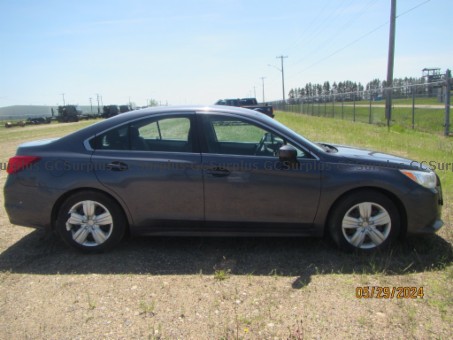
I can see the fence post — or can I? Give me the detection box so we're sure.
[332,95,335,118]
[353,96,356,122]
[341,98,344,119]
[445,69,451,136]
[369,90,372,124]
[411,87,415,129]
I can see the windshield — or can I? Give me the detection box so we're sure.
[257,114,326,153]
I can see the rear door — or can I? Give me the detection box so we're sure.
[90,112,203,230]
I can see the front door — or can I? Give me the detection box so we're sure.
[199,114,321,232]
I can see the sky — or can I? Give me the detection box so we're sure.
[0,0,452,107]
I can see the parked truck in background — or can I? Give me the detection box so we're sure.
[215,98,274,118]
[102,105,132,118]
[102,105,119,118]
[119,105,132,114]
[56,105,80,123]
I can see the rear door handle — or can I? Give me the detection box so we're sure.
[106,161,128,171]
[206,167,230,177]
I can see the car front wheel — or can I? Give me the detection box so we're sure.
[56,191,126,253]
[329,191,400,252]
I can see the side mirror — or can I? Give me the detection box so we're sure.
[278,145,297,163]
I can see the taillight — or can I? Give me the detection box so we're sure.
[7,156,41,174]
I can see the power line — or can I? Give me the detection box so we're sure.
[288,0,354,54]
[289,21,388,80]
[397,0,431,18]
[289,0,380,69]
[288,0,432,81]
[281,1,336,54]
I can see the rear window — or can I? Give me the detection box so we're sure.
[90,125,129,150]
[89,116,193,152]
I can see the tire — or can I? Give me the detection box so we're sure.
[328,191,400,252]
[55,191,127,253]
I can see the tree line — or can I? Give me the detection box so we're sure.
[288,76,428,101]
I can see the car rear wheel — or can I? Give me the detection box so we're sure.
[56,191,126,253]
[329,191,400,252]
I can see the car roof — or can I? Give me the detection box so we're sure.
[101,105,261,123]
[59,105,272,144]
[103,105,269,125]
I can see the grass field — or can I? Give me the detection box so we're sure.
[276,111,453,196]
[391,97,446,106]
[283,99,450,135]
[0,114,452,339]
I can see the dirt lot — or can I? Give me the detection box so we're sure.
[0,122,452,339]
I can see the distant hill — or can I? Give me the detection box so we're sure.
[0,105,101,120]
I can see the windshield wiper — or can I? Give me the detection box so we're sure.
[317,143,338,153]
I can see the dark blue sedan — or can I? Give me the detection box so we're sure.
[4,106,443,253]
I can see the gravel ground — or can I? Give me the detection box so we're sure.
[1,224,452,339]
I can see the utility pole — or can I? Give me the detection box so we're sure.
[445,69,451,137]
[385,0,397,129]
[276,55,288,103]
[96,94,100,115]
[89,97,93,114]
[260,77,266,103]
[61,93,66,106]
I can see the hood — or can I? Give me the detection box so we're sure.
[328,144,428,171]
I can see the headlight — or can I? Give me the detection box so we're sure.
[400,170,437,189]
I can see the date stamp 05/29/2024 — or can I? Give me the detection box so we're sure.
[355,286,424,299]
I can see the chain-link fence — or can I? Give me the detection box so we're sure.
[271,74,452,136]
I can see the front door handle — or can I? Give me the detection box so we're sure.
[206,167,230,177]
[106,161,128,171]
